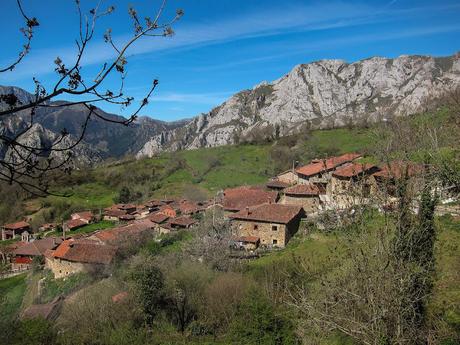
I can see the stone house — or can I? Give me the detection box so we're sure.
[45,239,117,279]
[280,183,323,213]
[1,221,31,241]
[148,212,170,231]
[328,163,381,209]
[229,203,305,248]
[295,153,362,187]
[169,216,198,229]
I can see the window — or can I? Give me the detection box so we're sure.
[272,225,278,231]
[253,224,258,230]
[272,239,278,245]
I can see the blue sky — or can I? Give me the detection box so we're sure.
[1,0,459,121]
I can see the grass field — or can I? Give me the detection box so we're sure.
[0,273,27,323]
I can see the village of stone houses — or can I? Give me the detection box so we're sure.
[2,154,430,275]
[2,150,458,328]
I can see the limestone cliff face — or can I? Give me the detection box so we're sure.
[137,53,460,158]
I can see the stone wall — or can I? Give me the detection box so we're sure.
[45,257,99,279]
[280,195,320,213]
[277,171,298,184]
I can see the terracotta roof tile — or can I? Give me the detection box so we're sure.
[169,216,197,227]
[65,219,87,230]
[149,212,170,224]
[13,238,62,257]
[229,203,304,224]
[3,221,30,230]
[52,239,117,265]
[223,186,278,211]
[296,153,361,177]
[92,221,154,244]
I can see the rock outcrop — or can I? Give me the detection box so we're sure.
[137,53,460,158]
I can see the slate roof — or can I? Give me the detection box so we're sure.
[229,203,304,224]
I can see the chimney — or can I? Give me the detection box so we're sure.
[246,206,250,215]
[268,197,272,204]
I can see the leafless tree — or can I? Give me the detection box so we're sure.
[0,0,183,195]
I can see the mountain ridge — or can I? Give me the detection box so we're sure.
[137,52,460,157]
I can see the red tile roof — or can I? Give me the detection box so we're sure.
[52,239,117,265]
[169,216,197,227]
[149,212,170,224]
[3,221,30,230]
[223,186,278,211]
[65,219,87,230]
[13,238,62,257]
[229,203,304,224]
[283,183,321,196]
[333,163,378,178]
[373,161,424,179]
[179,201,200,214]
[92,221,154,244]
[296,153,362,177]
